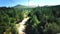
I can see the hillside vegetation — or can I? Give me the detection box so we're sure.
[25,5,60,34]
[0,5,60,34]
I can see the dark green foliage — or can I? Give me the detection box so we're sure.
[0,7,29,34]
[25,5,60,34]
[44,23,60,34]
[0,5,60,34]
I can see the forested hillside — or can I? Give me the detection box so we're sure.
[25,5,60,34]
[0,5,60,34]
[0,6,30,34]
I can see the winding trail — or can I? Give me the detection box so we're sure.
[16,17,30,34]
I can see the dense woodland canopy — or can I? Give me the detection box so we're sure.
[0,5,60,34]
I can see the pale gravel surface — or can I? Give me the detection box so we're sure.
[16,17,30,34]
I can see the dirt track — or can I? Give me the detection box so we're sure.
[16,17,30,34]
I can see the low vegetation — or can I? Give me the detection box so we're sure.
[0,5,60,34]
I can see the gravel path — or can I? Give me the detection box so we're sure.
[16,17,30,34]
